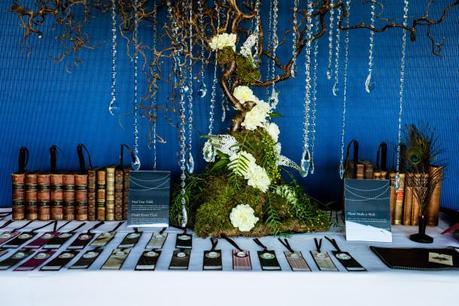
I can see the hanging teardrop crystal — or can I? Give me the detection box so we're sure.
[300,149,311,177]
[131,153,141,171]
[186,154,195,174]
[365,72,374,93]
[339,162,345,179]
[198,83,207,98]
[332,82,339,97]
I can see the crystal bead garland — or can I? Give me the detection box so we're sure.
[269,0,279,108]
[338,0,352,179]
[365,0,376,93]
[395,0,410,190]
[149,1,158,169]
[197,0,207,98]
[220,0,227,123]
[253,0,261,64]
[131,0,141,171]
[300,0,314,177]
[332,3,342,97]
[290,0,299,77]
[208,2,221,135]
[309,16,320,175]
[186,0,195,174]
[108,0,119,116]
[326,0,335,80]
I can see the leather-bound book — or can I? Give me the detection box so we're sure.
[97,169,106,221]
[25,173,38,220]
[356,163,365,179]
[114,169,124,221]
[87,170,97,221]
[389,172,396,224]
[364,162,374,179]
[426,166,443,226]
[63,174,76,221]
[12,173,26,220]
[75,174,88,221]
[394,173,405,225]
[50,174,64,220]
[380,171,388,180]
[105,166,116,221]
[403,173,413,225]
[123,169,131,220]
[373,171,381,180]
[37,174,51,221]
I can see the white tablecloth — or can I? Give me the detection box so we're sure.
[0,208,458,306]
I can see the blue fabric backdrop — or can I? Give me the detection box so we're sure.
[0,1,458,209]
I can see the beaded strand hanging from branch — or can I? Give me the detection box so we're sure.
[365,0,377,93]
[186,0,195,174]
[108,0,119,116]
[148,1,158,169]
[131,0,141,171]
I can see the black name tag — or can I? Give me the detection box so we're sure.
[257,250,281,271]
[0,249,34,270]
[41,250,79,271]
[203,250,222,271]
[118,232,142,248]
[332,251,366,271]
[135,250,162,271]
[2,232,38,248]
[69,249,103,270]
[169,249,190,270]
[175,234,192,249]
[43,232,74,249]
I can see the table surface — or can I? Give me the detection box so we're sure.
[0,208,458,306]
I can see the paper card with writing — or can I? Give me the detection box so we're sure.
[310,250,338,271]
[232,250,252,271]
[67,233,95,250]
[169,249,190,270]
[43,232,74,249]
[344,179,392,242]
[145,232,168,249]
[127,171,171,227]
[135,250,162,271]
[284,251,311,272]
[40,250,79,271]
[118,232,142,248]
[175,233,192,249]
[332,251,366,272]
[0,232,20,246]
[101,248,131,270]
[15,250,56,271]
[428,252,454,266]
[24,232,57,249]
[2,232,38,248]
[69,249,103,270]
[203,250,222,271]
[0,249,34,270]
[89,232,116,248]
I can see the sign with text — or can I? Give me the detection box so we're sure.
[127,170,171,228]
[344,179,392,242]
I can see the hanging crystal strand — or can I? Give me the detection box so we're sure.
[290,0,299,77]
[266,0,273,81]
[338,0,352,179]
[332,3,342,97]
[395,0,410,189]
[208,2,221,135]
[253,0,261,64]
[186,0,195,174]
[309,16,320,175]
[197,0,207,98]
[108,0,119,116]
[269,0,279,108]
[365,0,376,93]
[300,0,314,178]
[149,1,158,169]
[131,0,141,171]
[326,0,335,80]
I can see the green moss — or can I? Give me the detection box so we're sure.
[217,47,260,85]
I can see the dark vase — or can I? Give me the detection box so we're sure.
[409,214,434,243]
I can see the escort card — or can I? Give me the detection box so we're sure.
[127,171,171,228]
[344,179,392,242]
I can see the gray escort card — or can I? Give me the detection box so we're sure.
[344,179,392,242]
[127,170,171,228]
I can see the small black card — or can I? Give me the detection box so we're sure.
[118,232,142,248]
[69,249,103,270]
[257,250,281,271]
[40,250,79,271]
[169,249,190,270]
[43,232,74,249]
[332,251,366,272]
[67,233,95,250]
[135,250,162,271]
[0,249,34,270]
[203,250,222,271]
[2,232,38,248]
[175,234,192,249]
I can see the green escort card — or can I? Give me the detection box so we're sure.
[127,170,171,228]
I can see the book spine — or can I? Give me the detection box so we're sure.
[114,169,124,221]
[123,169,130,220]
[97,169,106,221]
[364,163,374,179]
[393,173,405,225]
[380,171,388,180]
[356,164,365,179]
[50,174,64,220]
[37,174,51,221]
[389,172,396,224]
[426,166,443,226]
[373,171,381,180]
[11,173,25,220]
[63,174,76,221]
[105,167,115,221]
[403,173,413,225]
[87,170,96,221]
[75,174,88,221]
[25,173,38,220]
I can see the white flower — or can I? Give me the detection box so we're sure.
[230,204,259,232]
[244,163,271,192]
[229,150,256,165]
[242,101,271,130]
[209,33,237,51]
[240,33,258,60]
[264,122,280,142]
[202,140,216,163]
[233,86,258,104]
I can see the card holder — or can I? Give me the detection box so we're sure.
[175,234,192,249]
[135,250,162,271]
[2,232,38,248]
[257,250,281,271]
[15,250,56,271]
[67,233,95,250]
[284,251,311,272]
[203,250,222,271]
[145,232,168,249]
[332,251,366,272]
[101,248,131,270]
[0,232,20,246]
[89,232,116,248]
[232,249,252,271]
[24,232,56,249]
[69,248,103,270]
[118,232,142,248]
[169,249,191,270]
[43,232,74,249]
[40,250,79,271]
[310,250,338,271]
[0,249,34,270]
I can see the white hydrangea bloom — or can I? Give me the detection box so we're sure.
[209,33,237,51]
[233,85,258,104]
[230,204,259,232]
[244,163,271,192]
[264,122,280,142]
[242,101,271,131]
